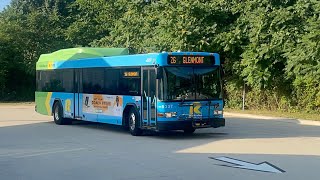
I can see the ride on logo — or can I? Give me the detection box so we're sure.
[65,99,71,112]
[189,102,202,118]
[65,99,72,117]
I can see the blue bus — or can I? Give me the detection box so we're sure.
[35,48,225,136]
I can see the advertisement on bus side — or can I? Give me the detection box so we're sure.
[82,94,123,116]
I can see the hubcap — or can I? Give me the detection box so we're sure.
[129,113,136,131]
[54,106,59,120]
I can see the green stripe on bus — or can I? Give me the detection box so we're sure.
[35,92,50,115]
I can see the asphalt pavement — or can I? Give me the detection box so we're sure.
[0,104,320,180]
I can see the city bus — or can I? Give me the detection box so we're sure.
[35,47,225,136]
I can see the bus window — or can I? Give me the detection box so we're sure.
[119,68,141,96]
[82,68,104,94]
[104,69,120,95]
[36,69,73,92]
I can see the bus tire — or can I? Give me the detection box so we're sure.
[53,101,71,125]
[128,108,142,136]
[183,128,195,134]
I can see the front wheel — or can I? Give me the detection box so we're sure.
[128,108,142,136]
[53,102,71,125]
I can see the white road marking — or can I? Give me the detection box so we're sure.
[0,148,66,157]
[15,148,86,158]
[211,156,285,173]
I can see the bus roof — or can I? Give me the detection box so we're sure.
[37,47,129,62]
[36,49,220,70]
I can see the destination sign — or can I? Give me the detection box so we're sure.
[167,55,215,65]
[123,71,140,77]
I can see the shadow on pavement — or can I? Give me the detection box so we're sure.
[1,116,320,145]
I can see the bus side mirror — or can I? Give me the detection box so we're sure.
[156,67,163,79]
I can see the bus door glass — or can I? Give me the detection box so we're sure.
[142,67,157,127]
[74,69,82,119]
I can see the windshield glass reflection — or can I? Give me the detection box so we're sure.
[162,67,222,101]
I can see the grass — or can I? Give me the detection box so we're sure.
[225,108,320,121]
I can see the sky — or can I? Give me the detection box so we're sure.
[0,0,11,11]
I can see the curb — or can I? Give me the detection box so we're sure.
[297,119,320,126]
[224,112,320,126]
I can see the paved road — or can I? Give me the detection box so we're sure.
[1,105,320,180]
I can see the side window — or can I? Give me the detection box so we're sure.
[103,68,141,95]
[104,69,120,95]
[36,69,74,92]
[82,68,104,94]
[51,70,64,92]
[37,70,58,92]
[62,69,74,92]
[119,68,141,96]
[36,71,41,91]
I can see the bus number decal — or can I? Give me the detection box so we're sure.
[158,104,174,109]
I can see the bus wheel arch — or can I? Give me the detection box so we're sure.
[52,99,71,125]
[122,104,139,127]
[123,105,142,136]
[122,105,132,129]
[52,99,61,115]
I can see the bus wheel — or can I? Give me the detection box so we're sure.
[128,108,142,136]
[53,102,71,125]
[183,128,195,134]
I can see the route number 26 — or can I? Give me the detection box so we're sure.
[170,57,176,64]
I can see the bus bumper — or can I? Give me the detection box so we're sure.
[157,118,225,131]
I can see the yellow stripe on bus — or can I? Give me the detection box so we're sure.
[45,92,52,115]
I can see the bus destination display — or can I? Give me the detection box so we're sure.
[123,71,140,77]
[168,55,215,65]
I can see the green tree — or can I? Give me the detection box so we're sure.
[0,0,73,100]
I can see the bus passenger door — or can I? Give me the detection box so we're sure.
[74,69,82,119]
[142,68,157,128]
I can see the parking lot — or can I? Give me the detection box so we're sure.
[1,104,320,180]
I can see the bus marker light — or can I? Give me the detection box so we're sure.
[157,113,164,117]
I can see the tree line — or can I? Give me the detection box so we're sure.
[0,0,319,113]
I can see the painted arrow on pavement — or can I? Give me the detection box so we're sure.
[209,156,285,173]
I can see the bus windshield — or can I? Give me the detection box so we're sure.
[161,67,222,101]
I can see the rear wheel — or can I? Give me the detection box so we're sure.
[53,102,71,125]
[128,108,142,136]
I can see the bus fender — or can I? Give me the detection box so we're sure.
[52,99,62,116]
[122,103,140,127]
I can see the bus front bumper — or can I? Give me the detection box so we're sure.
[157,118,225,131]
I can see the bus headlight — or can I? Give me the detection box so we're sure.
[158,112,177,118]
[214,110,223,115]
[165,112,177,118]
